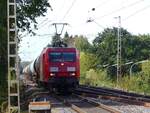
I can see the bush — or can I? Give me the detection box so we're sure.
[85,69,98,86]
[80,69,114,87]
[80,67,150,95]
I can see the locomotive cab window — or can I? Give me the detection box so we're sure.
[49,52,76,62]
[49,52,62,62]
[62,52,76,62]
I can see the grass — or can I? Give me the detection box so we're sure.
[80,69,150,95]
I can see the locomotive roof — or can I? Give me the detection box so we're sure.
[41,47,78,54]
[43,47,77,50]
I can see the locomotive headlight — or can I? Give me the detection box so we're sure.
[70,72,76,76]
[50,67,58,72]
[67,67,75,72]
[50,73,55,76]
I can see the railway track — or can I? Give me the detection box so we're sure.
[21,83,150,113]
[79,85,150,100]
[54,94,121,113]
[73,85,150,113]
[75,85,150,104]
[22,86,121,113]
[84,96,150,113]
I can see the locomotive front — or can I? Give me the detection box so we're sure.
[23,47,80,92]
[46,48,80,90]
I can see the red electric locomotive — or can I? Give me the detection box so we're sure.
[23,47,80,91]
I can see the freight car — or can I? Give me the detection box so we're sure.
[23,47,80,92]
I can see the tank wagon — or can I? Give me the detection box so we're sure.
[23,47,80,91]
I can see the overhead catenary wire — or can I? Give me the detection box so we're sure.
[59,0,66,14]
[20,34,52,60]
[61,0,77,21]
[85,0,145,33]
[86,18,105,29]
[37,20,52,29]
[94,0,112,9]
[93,20,106,29]
[24,4,71,37]
[32,34,53,37]
[20,4,53,38]
[38,18,48,26]
[34,4,53,29]
[123,4,150,21]
[94,0,144,20]
[21,31,53,38]
[20,20,53,38]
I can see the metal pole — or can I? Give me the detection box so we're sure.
[7,0,20,112]
[129,64,134,77]
[130,60,149,77]
[116,16,121,84]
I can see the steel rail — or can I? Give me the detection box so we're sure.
[74,85,150,107]
[82,85,150,98]
[53,94,87,113]
[74,94,122,113]
[78,85,150,101]
[54,94,121,113]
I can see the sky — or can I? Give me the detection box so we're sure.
[19,0,150,61]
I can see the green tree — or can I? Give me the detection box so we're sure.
[63,32,75,47]
[74,35,92,52]
[140,61,150,93]
[17,0,51,33]
[85,69,98,86]
[63,31,70,40]
[92,27,150,77]
[0,0,51,105]
[129,35,150,61]
[142,61,150,75]
[93,27,132,65]
[80,52,97,75]
[51,33,67,47]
